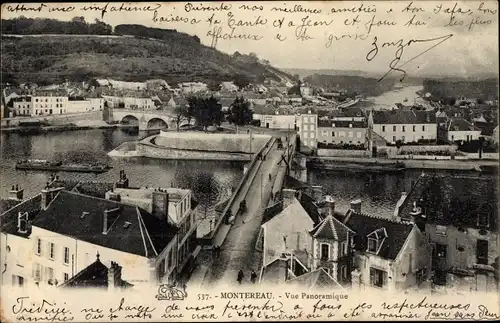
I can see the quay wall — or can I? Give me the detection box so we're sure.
[137,136,252,161]
[317,148,371,158]
[155,130,270,154]
[1,111,103,127]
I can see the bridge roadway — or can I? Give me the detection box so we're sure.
[200,134,295,288]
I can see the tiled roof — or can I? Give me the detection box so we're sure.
[447,118,481,132]
[310,215,354,241]
[398,174,498,231]
[1,194,42,238]
[49,180,114,199]
[60,257,133,289]
[0,199,21,214]
[31,190,178,257]
[286,268,343,289]
[343,212,414,260]
[372,110,436,124]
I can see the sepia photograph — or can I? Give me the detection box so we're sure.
[0,1,499,321]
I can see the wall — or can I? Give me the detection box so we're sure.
[67,98,103,113]
[1,111,104,127]
[262,209,314,266]
[318,126,367,145]
[297,114,318,148]
[0,233,32,287]
[317,149,370,157]
[30,226,153,287]
[373,123,437,144]
[260,114,296,130]
[393,227,432,289]
[137,141,252,161]
[399,145,457,153]
[355,253,395,292]
[312,238,339,277]
[425,224,498,271]
[155,131,270,154]
[448,130,482,142]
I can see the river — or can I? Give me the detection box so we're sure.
[1,85,495,219]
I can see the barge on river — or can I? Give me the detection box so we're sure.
[15,159,112,174]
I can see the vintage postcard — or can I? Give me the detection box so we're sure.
[0,1,499,321]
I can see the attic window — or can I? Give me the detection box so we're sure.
[81,212,89,219]
[367,228,388,254]
[477,213,490,229]
[123,221,132,229]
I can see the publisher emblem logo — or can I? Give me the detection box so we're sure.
[156,284,187,301]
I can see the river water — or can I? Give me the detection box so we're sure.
[1,86,495,219]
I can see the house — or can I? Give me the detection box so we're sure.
[296,111,318,149]
[67,97,104,113]
[446,118,482,142]
[368,109,437,144]
[102,94,154,110]
[12,95,33,116]
[394,173,498,292]
[179,82,208,94]
[300,86,313,96]
[257,188,353,287]
[330,107,366,122]
[104,171,201,279]
[341,209,432,292]
[30,90,69,116]
[317,119,367,147]
[60,255,133,290]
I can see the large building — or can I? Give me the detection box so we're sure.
[296,111,318,149]
[317,119,367,147]
[368,109,437,145]
[1,173,200,289]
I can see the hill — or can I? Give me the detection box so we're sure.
[423,78,498,101]
[1,18,293,86]
[303,73,396,97]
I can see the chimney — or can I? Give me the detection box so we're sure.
[152,190,169,221]
[9,185,24,201]
[102,207,121,234]
[108,261,122,289]
[281,189,297,208]
[17,212,29,234]
[106,191,121,202]
[40,185,63,210]
[350,199,362,214]
[311,186,323,203]
[115,170,129,189]
[324,195,335,217]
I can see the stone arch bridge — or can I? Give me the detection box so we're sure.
[109,109,187,130]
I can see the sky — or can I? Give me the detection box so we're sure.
[2,1,499,77]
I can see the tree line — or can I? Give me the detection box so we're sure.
[173,96,253,131]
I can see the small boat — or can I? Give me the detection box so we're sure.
[15,159,112,174]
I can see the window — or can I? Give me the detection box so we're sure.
[422,125,425,131]
[477,212,490,228]
[63,247,69,264]
[451,135,454,140]
[310,125,315,130]
[402,136,405,141]
[310,132,315,138]
[349,123,353,128]
[416,267,427,284]
[332,131,335,137]
[34,263,41,281]
[49,242,55,260]
[367,238,378,253]
[304,133,308,139]
[393,125,396,132]
[402,126,406,132]
[304,125,308,131]
[348,131,353,138]
[434,243,447,258]
[370,267,387,288]
[64,273,69,282]
[320,243,329,260]
[341,265,347,279]
[392,136,396,142]
[357,132,362,138]
[47,267,54,284]
[340,241,348,256]
[36,238,42,255]
[12,275,25,286]
[476,240,488,265]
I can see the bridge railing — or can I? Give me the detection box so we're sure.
[199,135,275,245]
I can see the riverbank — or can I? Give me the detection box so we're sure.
[1,123,138,133]
[307,156,498,173]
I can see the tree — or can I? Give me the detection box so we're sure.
[227,96,253,127]
[186,96,224,131]
[173,105,187,131]
[233,74,251,90]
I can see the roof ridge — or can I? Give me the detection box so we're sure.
[351,211,412,226]
[0,193,42,216]
[65,190,124,206]
[137,207,159,257]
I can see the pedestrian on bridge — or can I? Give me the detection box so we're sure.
[250,270,258,284]
[237,270,244,284]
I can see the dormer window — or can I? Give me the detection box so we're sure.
[17,212,29,234]
[366,228,388,254]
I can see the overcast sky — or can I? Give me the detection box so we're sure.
[2,1,498,77]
